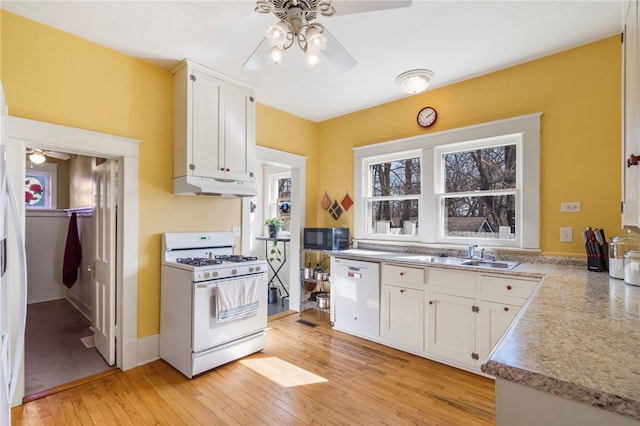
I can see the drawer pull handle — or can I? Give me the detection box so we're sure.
[504,307,509,312]
[628,153,639,168]
[506,285,512,290]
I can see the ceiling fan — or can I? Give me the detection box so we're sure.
[243,0,412,71]
[26,148,71,164]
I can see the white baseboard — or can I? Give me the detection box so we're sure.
[137,333,160,366]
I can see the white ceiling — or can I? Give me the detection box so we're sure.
[2,0,625,122]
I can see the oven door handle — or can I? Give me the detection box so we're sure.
[195,282,217,290]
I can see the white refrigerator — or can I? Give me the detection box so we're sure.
[0,81,28,424]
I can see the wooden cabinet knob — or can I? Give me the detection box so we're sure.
[429,301,433,305]
[504,307,509,312]
[506,285,512,290]
[400,272,405,276]
[400,289,406,293]
[628,154,639,168]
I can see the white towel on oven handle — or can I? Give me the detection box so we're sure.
[216,276,261,322]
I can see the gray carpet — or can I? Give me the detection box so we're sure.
[25,299,111,396]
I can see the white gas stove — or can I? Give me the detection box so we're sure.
[162,232,267,282]
[160,232,268,378]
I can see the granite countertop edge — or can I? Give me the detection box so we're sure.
[481,360,640,421]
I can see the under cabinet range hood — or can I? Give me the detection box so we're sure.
[174,176,258,197]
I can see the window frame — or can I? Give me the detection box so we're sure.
[362,150,423,240]
[353,113,541,250]
[433,135,522,247]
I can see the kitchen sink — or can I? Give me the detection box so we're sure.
[459,259,519,270]
[397,255,467,266]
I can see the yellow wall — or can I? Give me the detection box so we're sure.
[255,104,319,227]
[317,36,622,256]
[0,9,624,341]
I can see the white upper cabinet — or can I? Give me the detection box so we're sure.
[172,59,257,196]
[624,0,640,230]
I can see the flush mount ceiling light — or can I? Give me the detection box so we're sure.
[396,69,435,94]
[244,0,413,71]
[28,149,46,165]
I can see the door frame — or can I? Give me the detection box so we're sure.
[7,116,140,405]
[253,147,306,312]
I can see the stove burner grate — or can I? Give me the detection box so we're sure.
[176,257,223,266]
[215,255,259,263]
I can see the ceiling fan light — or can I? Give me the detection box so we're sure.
[29,150,46,164]
[306,26,327,51]
[268,46,284,64]
[396,69,435,94]
[265,21,289,48]
[304,49,321,68]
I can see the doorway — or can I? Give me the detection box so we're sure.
[253,147,306,318]
[7,116,140,405]
[23,152,115,398]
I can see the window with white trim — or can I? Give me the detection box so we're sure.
[364,151,421,236]
[434,136,520,245]
[353,113,540,250]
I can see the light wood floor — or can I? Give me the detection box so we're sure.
[12,311,495,425]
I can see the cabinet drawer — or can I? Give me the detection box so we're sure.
[426,268,476,293]
[479,274,538,301]
[382,264,424,289]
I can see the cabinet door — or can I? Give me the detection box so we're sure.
[191,68,223,179]
[425,290,475,365]
[476,300,520,363]
[624,0,640,229]
[381,285,424,351]
[220,82,254,182]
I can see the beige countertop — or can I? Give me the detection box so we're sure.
[330,249,640,421]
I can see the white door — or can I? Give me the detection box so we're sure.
[93,160,116,365]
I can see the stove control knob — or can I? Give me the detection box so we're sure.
[255,266,261,272]
[212,271,219,278]
[249,267,255,272]
[204,272,210,279]
[231,269,238,275]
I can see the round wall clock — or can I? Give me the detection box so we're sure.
[417,106,437,128]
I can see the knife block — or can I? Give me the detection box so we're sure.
[586,242,608,272]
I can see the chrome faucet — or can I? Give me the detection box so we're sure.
[468,244,477,259]
[467,244,486,260]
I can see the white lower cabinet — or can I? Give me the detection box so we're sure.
[425,269,539,369]
[381,285,424,350]
[425,291,475,364]
[380,264,425,351]
[348,261,539,375]
[476,300,520,362]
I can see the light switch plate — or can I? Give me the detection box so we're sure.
[560,227,573,242]
[232,226,241,237]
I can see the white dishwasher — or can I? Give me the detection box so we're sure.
[330,257,380,340]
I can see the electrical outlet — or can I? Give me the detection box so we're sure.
[232,226,241,237]
[560,227,573,242]
[561,202,581,212]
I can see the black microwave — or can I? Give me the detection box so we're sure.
[304,228,349,251]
